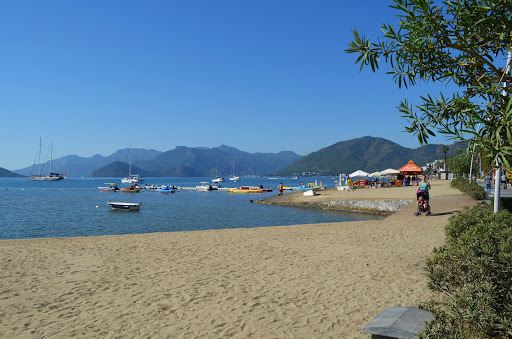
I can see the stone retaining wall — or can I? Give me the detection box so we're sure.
[256,199,414,214]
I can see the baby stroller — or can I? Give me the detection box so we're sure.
[414,189,431,216]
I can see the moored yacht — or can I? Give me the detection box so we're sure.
[30,138,65,181]
[212,177,225,183]
[121,144,144,183]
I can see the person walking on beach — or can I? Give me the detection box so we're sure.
[484,174,492,194]
[347,176,353,192]
[278,183,284,196]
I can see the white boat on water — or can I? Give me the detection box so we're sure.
[196,182,213,191]
[122,175,144,184]
[211,160,225,183]
[121,144,144,184]
[229,161,240,182]
[98,183,120,191]
[108,202,142,211]
[30,138,65,181]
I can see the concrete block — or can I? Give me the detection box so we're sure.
[363,306,432,338]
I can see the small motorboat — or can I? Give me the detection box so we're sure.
[98,183,120,192]
[292,182,327,191]
[108,202,142,211]
[121,185,141,193]
[154,185,175,193]
[196,182,213,191]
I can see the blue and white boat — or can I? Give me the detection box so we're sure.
[154,186,175,193]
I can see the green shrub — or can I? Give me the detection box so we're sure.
[450,177,486,200]
[420,203,512,338]
[491,197,512,213]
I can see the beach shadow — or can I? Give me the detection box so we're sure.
[430,211,455,216]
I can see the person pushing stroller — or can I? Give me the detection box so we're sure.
[415,175,432,216]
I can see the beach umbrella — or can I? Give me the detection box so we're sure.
[368,171,382,177]
[349,170,369,177]
[380,168,400,176]
[399,160,422,175]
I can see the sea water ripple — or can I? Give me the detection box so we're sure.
[0,177,385,240]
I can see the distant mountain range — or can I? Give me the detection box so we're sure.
[13,145,302,178]
[273,136,463,176]
[0,167,23,177]
[15,148,163,178]
[91,145,301,177]
[6,137,463,178]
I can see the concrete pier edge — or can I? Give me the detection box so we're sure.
[256,199,414,214]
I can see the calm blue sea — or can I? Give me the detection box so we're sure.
[0,177,384,240]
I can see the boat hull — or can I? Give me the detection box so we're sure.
[108,202,141,211]
[121,188,141,193]
[30,175,64,181]
[155,187,175,193]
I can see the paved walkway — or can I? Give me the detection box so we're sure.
[475,179,512,198]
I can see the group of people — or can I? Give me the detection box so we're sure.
[484,172,509,194]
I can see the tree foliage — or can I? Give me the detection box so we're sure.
[346,0,512,168]
[447,149,472,174]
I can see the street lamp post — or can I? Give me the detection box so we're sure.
[494,50,512,213]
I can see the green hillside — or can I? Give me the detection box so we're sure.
[90,161,156,178]
[0,167,23,177]
[274,136,462,176]
[90,146,301,177]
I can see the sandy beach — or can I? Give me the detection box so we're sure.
[0,180,477,338]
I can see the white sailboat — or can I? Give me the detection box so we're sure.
[121,144,144,184]
[30,138,65,181]
[211,161,225,183]
[229,161,240,182]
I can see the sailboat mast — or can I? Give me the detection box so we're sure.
[129,144,132,177]
[50,143,53,174]
[38,137,42,176]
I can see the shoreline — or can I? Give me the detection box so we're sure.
[0,180,477,338]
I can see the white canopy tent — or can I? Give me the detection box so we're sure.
[349,170,369,177]
[380,168,401,176]
[368,171,382,177]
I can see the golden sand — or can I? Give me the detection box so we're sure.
[0,180,477,338]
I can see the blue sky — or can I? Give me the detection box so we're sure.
[1,1,452,170]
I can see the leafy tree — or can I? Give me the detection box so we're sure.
[447,149,472,175]
[435,160,444,171]
[346,0,512,169]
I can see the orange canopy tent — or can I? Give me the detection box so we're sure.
[399,160,422,175]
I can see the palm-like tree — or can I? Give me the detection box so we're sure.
[441,145,449,179]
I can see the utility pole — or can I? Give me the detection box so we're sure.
[494,50,512,213]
